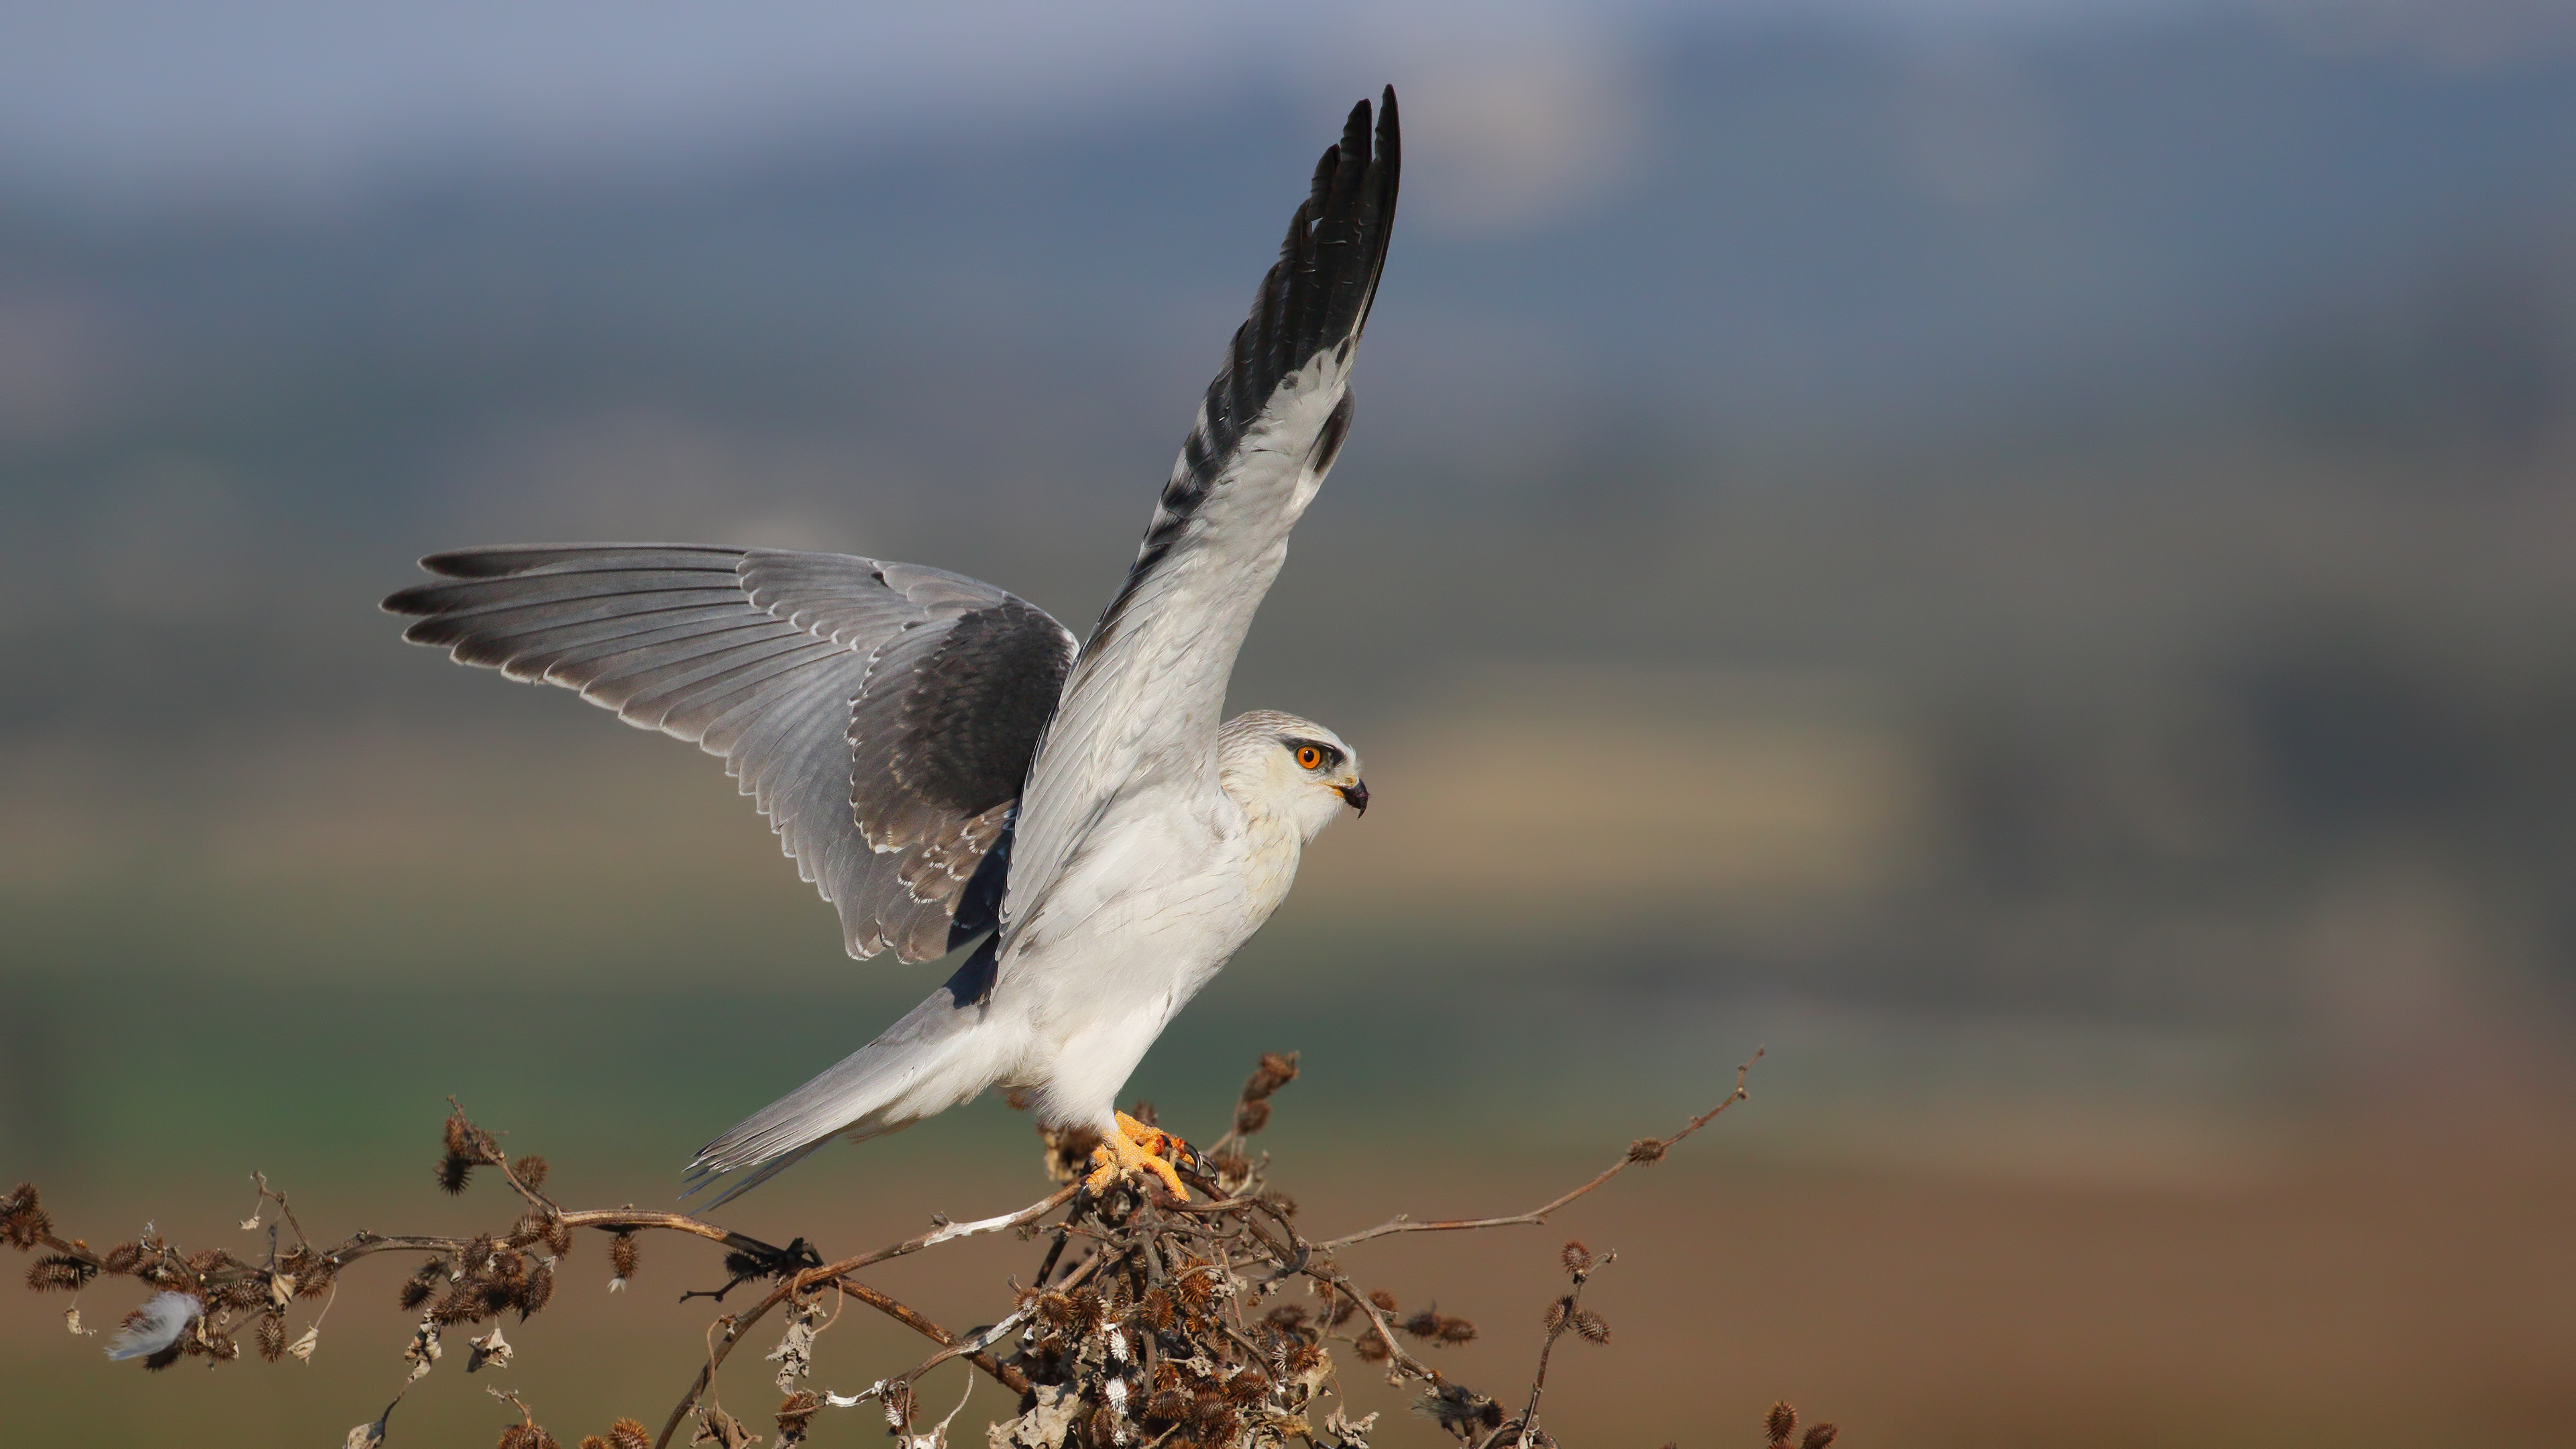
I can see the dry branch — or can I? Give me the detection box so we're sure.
[5,1050,1768,1448]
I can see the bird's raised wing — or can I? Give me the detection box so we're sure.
[384,544,1075,962]
[1001,91,1399,942]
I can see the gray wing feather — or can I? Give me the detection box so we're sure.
[384,545,1075,962]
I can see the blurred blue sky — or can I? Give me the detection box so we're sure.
[4,1,2570,211]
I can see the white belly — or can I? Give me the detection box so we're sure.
[999,787,1305,1126]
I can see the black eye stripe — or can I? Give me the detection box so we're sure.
[1283,739,1340,770]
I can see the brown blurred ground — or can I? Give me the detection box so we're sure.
[7,1100,2573,1448]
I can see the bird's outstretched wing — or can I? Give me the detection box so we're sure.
[1001,90,1399,943]
[384,544,1075,962]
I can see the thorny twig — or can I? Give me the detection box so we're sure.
[1491,1244,1616,1449]
[1318,1049,1762,1251]
[5,1049,1765,1449]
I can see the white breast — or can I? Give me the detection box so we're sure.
[1000,780,1308,1127]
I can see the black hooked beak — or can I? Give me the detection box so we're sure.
[1338,780,1369,816]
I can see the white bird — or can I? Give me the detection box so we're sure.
[386,91,1399,1205]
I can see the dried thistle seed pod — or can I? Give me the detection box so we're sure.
[1147,1387,1190,1421]
[607,1232,639,1282]
[1244,1051,1299,1100]
[773,1391,822,1448]
[398,1278,435,1311]
[1766,1401,1799,1444]
[1560,1241,1594,1274]
[1352,1330,1391,1364]
[25,1254,93,1291]
[1036,1123,1105,1183]
[1187,1394,1240,1435]
[1801,1426,1839,1449]
[1626,1136,1668,1165]
[430,1285,486,1324]
[1436,1316,1479,1345]
[519,1260,555,1317]
[1367,1289,1399,1314]
[1069,1285,1108,1330]
[462,1234,498,1273]
[1,1183,48,1248]
[508,1213,550,1250]
[438,1156,475,1195]
[184,1249,228,1275]
[514,1155,549,1189]
[1285,1339,1326,1375]
[211,1276,270,1311]
[496,1424,560,1449]
[1417,1384,1499,1435]
[603,1420,651,1449]
[101,1242,145,1275]
[1544,1301,1568,1334]
[1572,1309,1611,1344]
[543,1217,574,1256]
[1084,1405,1120,1444]
[1138,1288,1175,1332]
[1234,1099,1271,1135]
[1327,1294,1358,1327]
[1265,1303,1309,1331]
[1399,1309,1440,1339]
[1258,1188,1297,1216]
[256,1311,286,1362]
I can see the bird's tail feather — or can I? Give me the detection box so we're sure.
[682,939,1010,1205]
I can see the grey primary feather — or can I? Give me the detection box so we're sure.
[384,545,1075,961]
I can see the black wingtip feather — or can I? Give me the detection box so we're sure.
[1087,89,1402,649]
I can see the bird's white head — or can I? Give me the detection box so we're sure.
[1218,710,1368,844]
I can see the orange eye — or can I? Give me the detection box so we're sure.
[1296,746,1323,770]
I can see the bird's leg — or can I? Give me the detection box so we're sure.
[1085,1112,1193,1201]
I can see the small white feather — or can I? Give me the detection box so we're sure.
[105,1291,200,1361]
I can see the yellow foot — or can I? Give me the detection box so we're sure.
[1084,1112,1193,1201]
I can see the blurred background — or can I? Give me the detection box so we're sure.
[3,1,2573,1444]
